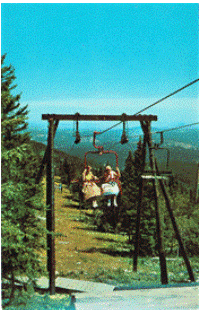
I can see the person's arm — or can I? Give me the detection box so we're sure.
[115,167,121,178]
[82,169,87,181]
[93,175,99,181]
[104,173,110,182]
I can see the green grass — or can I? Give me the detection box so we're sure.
[2,290,74,310]
[60,256,199,287]
[98,256,198,287]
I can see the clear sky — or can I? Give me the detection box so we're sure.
[1,2,199,130]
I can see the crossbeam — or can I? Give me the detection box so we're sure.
[42,113,157,122]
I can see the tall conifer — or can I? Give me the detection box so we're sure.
[1,55,45,299]
[121,142,156,255]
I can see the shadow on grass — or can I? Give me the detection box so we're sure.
[74,225,118,235]
[78,246,131,257]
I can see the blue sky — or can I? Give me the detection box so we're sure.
[1,2,199,130]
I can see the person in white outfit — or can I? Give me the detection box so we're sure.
[101,165,121,207]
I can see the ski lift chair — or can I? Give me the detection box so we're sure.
[84,131,121,203]
[143,132,173,183]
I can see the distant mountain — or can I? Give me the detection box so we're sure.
[29,124,199,187]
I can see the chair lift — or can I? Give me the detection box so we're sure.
[74,126,120,208]
[84,131,121,202]
[84,114,128,167]
[151,132,173,180]
[84,131,119,168]
[142,132,173,182]
[74,116,127,209]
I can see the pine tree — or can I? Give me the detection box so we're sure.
[61,158,74,185]
[1,55,45,300]
[162,181,199,256]
[121,142,156,256]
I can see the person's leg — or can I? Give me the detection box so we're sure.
[107,197,111,206]
[113,195,118,207]
[92,197,98,208]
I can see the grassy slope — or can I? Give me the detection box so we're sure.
[40,177,198,287]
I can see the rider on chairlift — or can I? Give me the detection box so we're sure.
[82,165,101,208]
[101,165,121,207]
[83,130,122,208]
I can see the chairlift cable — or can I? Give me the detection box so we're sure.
[154,122,199,134]
[98,121,199,144]
[127,121,199,144]
[78,114,198,143]
[135,79,199,115]
[75,78,199,139]
[98,121,123,135]
[73,80,198,140]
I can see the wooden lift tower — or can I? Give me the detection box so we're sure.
[38,113,195,295]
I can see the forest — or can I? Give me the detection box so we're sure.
[1,54,199,307]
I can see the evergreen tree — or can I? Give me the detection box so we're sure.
[1,55,45,300]
[122,142,199,258]
[61,158,76,186]
[121,142,156,255]
[161,181,199,256]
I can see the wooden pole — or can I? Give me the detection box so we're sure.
[146,123,168,285]
[153,177,168,284]
[155,160,195,282]
[46,118,56,295]
[194,163,199,203]
[133,133,147,271]
[36,120,59,184]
